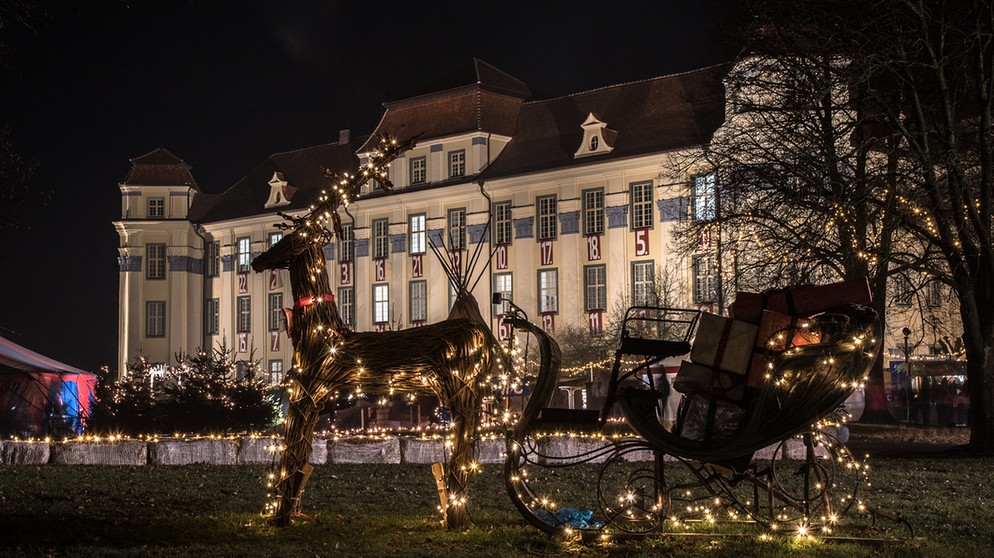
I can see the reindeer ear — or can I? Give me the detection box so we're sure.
[283,308,294,336]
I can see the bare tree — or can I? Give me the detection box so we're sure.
[700,0,994,450]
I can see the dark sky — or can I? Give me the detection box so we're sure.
[0,0,739,372]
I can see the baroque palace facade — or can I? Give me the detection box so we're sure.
[113,59,959,386]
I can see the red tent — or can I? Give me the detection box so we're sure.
[0,336,97,438]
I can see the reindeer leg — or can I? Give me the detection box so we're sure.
[269,388,321,527]
[443,390,482,530]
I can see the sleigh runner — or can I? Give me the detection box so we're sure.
[502,278,911,539]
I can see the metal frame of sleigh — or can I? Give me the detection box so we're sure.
[501,279,912,540]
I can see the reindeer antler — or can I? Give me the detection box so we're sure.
[270,134,419,244]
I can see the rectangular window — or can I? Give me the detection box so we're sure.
[583,188,605,235]
[538,269,559,314]
[410,156,426,184]
[447,208,466,250]
[927,282,942,308]
[409,213,426,254]
[409,280,427,323]
[893,275,914,307]
[494,201,512,245]
[268,360,284,385]
[207,240,220,277]
[148,198,164,218]
[494,272,513,313]
[205,298,219,335]
[691,254,716,304]
[630,181,654,229]
[537,195,558,240]
[632,260,656,306]
[693,173,716,221]
[339,224,354,262]
[146,243,166,279]
[449,281,459,311]
[372,218,389,259]
[237,295,251,332]
[236,237,252,273]
[373,284,390,324]
[268,232,283,248]
[268,293,284,331]
[584,264,607,311]
[338,286,355,329]
[146,301,165,337]
[448,149,465,178]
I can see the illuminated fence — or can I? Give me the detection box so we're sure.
[0,429,845,466]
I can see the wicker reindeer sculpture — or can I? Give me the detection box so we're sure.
[252,136,500,529]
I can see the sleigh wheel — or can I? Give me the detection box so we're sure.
[594,442,672,534]
[762,429,864,530]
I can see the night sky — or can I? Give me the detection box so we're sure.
[0,1,739,372]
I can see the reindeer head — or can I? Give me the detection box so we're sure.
[251,228,318,272]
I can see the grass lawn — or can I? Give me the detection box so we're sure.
[0,436,990,557]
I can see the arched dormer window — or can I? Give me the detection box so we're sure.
[574,113,616,159]
[265,172,294,208]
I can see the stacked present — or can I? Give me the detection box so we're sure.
[674,277,872,443]
[673,312,758,442]
[731,277,872,389]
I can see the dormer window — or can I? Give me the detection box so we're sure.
[574,113,616,158]
[265,172,294,208]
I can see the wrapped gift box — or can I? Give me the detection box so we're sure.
[747,310,822,388]
[674,360,745,401]
[676,392,745,443]
[729,277,872,324]
[690,312,758,376]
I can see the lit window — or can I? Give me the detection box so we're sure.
[338,286,355,329]
[237,295,251,332]
[692,254,716,304]
[583,189,604,235]
[494,201,512,245]
[146,301,165,337]
[693,173,716,221]
[538,269,558,313]
[494,272,513,313]
[268,360,284,385]
[146,243,166,279]
[537,195,557,240]
[372,218,389,259]
[584,265,607,311]
[236,237,252,273]
[630,181,654,229]
[448,150,465,178]
[339,224,354,262]
[447,208,466,250]
[373,284,390,324]
[410,156,426,184]
[268,232,283,248]
[409,213,426,254]
[409,280,427,323]
[632,261,656,306]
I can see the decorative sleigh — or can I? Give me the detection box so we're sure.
[501,280,911,539]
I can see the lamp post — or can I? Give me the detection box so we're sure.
[903,327,912,423]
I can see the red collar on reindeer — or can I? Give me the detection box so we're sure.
[294,294,335,309]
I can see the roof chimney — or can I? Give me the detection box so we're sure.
[338,129,351,144]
